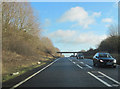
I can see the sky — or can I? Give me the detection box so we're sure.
[30,2,118,56]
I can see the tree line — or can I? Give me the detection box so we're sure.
[2,2,60,58]
[2,2,61,76]
[98,24,119,54]
[83,24,120,64]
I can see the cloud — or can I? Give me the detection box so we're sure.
[49,30,76,38]
[48,29,107,45]
[48,29,76,43]
[105,24,111,28]
[58,7,101,28]
[102,18,113,23]
[92,12,101,17]
[75,32,107,45]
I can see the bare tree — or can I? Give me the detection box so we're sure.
[2,2,60,57]
[108,24,118,37]
[2,2,40,36]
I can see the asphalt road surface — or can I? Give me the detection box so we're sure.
[10,57,120,88]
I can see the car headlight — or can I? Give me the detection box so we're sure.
[113,59,116,63]
[100,60,104,62]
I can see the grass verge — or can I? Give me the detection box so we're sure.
[2,62,46,82]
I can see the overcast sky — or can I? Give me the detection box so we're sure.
[30,2,118,56]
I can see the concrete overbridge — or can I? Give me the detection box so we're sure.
[57,52,85,56]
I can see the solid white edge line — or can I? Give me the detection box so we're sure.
[98,71,120,85]
[85,64,92,69]
[76,64,83,69]
[88,72,112,87]
[10,58,60,89]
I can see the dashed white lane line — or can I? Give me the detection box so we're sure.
[69,59,72,62]
[69,59,93,69]
[73,62,76,64]
[68,59,83,69]
[76,64,83,69]
[88,72,112,87]
[10,58,60,89]
[80,62,84,64]
[85,64,92,69]
[98,71,120,85]
[69,58,119,87]
[80,61,92,69]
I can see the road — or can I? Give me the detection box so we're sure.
[10,57,120,88]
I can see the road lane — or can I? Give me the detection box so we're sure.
[71,58,119,81]
[70,57,120,87]
[14,57,107,88]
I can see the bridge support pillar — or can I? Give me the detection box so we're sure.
[73,53,75,56]
[60,53,62,56]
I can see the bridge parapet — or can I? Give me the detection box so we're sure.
[57,52,85,56]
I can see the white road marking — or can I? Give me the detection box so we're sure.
[85,64,92,69]
[68,58,73,62]
[69,58,119,87]
[10,58,60,89]
[76,64,83,69]
[88,72,112,87]
[68,58,83,69]
[79,61,92,69]
[98,71,120,85]
[73,62,76,64]
[80,62,84,64]
[97,75,104,78]
[112,84,119,87]
[68,59,71,61]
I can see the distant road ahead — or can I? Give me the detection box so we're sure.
[11,57,120,88]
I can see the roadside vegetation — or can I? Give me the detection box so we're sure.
[2,2,60,82]
[84,24,120,64]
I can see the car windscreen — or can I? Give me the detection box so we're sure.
[99,53,112,58]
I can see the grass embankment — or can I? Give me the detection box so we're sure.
[2,50,55,82]
[2,28,60,83]
[2,2,60,83]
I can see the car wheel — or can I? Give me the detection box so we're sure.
[113,65,116,68]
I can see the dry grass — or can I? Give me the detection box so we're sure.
[2,50,55,82]
[2,50,40,75]
[2,2,61,82]
[2,25,59,82]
